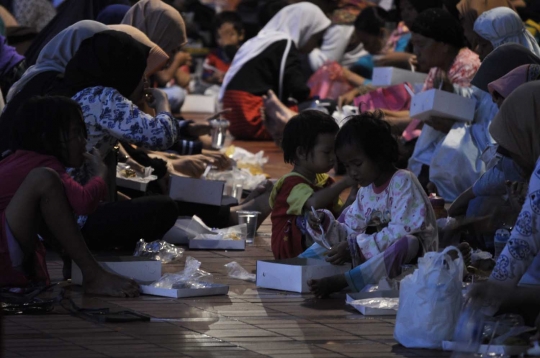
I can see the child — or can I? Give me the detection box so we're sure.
[307,112,438,297]
[0,96,139,297]
[203,11,245,85]
[270,110,356,259]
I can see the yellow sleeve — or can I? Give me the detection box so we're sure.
[286,183,315,216]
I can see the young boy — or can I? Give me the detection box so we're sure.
[202,11,245,85]
[269,110,356,259]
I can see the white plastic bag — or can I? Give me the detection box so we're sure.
[394,246,464,349]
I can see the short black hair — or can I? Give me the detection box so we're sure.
[281,110,339,164]
[10,96,86,165]
[411,8,465,48]
[335,111,399,166]
[214,11,244,35]
[354,7,388,36]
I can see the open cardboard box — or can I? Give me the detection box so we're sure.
[409,89,476,122]
[346,290,399,316]
[139,283,229,298]
[256,258,351,293]
[72,256,162,285]
[372,67,428,87]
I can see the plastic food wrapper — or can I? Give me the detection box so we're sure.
[224,261,255,282]
[471,250,492,264]
[206,167,266,191]
[117,163,157,182]
[361,277,398,292]
[194,224,247,241]
[133,239,184,263]
[223,146,268,176]
[348,298,399,311]
[332,105,359,127]
[151,256,214,289]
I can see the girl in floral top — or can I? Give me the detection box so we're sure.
[307,112,438,297]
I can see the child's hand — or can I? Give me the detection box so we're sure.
[325,241,351,265]
[84,147,107,178]
[308,210,325,231]
[506,180,528,212]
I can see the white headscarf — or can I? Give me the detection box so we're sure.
[7,20,108,102]
[474,7,540,56]
[219,2,331,100]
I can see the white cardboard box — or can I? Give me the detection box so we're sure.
[372,67,428,87]
[140,283,229,298]
[72,257,162,285]
[409,89,476,122]
[180,94,216,113]
[189,239,246,250]
[162,217,196,245]
[256,258,351,293]
[442,341,529,356]
[346,290,399,316]
[169,175,224,206]
[116,176,154,191]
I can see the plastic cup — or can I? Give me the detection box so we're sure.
[236,211,260,244]
[232,183,243,202]
[209,119,229,149]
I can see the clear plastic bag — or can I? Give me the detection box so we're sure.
[133,239,184,263]
[349,298,399,311]
[194,224,247,241]
[224,261,255,282]
[151,256,213,289]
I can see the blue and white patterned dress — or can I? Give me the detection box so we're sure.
[490,158,540,287]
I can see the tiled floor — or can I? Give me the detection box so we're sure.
[2,140,450,358]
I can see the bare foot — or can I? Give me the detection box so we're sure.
[308,274,348,298]
[243,180,274,203]
[231,184,273,228]
[262,90,296,140]
[83,270,140,298]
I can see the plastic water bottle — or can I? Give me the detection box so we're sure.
[493,225,512,260]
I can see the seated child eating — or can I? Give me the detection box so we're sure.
[270,110,356,259]
[307,111,438,297]
[0,96,139,297]
[202,11,245,85]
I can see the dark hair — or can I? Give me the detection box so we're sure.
[214,11,244,34]
[411,8,465,48]
[335,111,399,166]
[354,7,388,36]
[10,96,86,164]
[281,110,339,164]
[258,0,288,26]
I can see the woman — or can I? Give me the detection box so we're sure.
[23,0,130,66]
[0,0,56,31]
[456,0,514,51]
[96,4,131,25]
[220,2,331,140]
[121,0,189,112]
[406,8,481,201]
[473,6,540,60]
[0,35,25,101]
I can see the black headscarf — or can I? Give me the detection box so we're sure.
[411,8,465,48]
[472,43,540,92]
[408,0,444,13]
[58,30,149,99]
[24,0,130,66]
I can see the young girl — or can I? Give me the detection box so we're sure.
[0,96,139,297]
[270,110,356,259]
[307,112,438,297]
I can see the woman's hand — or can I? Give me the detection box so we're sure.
[84,147,107,179]
[338,87,361,109]
[187,123,211,137]
[506,180,528,212]
[424,116,455,134]
[125,157,146,174]
[201,149,232,170]
[307,210,325,231]
[145,88,171,113]
[325,241,351,265]
[170,154,214,178]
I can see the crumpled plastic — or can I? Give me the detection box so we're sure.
[151,256,214,289]
[224,261,255,282]
[348,298,399,311]
[194,224,247,241]
[471,249,492,264]
[117,163,157,183]
[207,167,266,191]
[133,239,184,263]
[223,146,268,177]
[332,105,359,127]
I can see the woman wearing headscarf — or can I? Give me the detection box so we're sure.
[456,0,514,51]
[488,63,540,106]
[0,0,56,31]
[23,0,130,66]
[0,35,25,101]
[448,45,540,230]
[96,4,131,25]
[219,2,331,140]
[473,6,540,60]
[121,0,190,112]
[406,8,481,202]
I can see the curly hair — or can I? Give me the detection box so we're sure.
[281,110,339,164]
[335,111,399,166]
